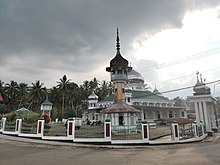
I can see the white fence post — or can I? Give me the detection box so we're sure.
[1,117,6,132]
[67,120,75,139]
[142,123,149,141]
[193,123,198,138]
[15,119,22,134]
[37,120,45,137]
[104,120,111,140]
[172,123,179,141]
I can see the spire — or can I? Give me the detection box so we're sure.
[116,28,120,52]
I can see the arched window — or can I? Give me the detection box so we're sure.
[169,111,173,118]
[157,111,161,119]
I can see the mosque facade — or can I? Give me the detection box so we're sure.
[83,29,187,124]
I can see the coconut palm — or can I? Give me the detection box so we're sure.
[17,83,29,108]
[28,80,46,111]
[97,80,114,100]
[5,80,19,111]
[57,75,71,118]
[0,80,4,102]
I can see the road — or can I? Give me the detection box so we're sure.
[0,137,220,165]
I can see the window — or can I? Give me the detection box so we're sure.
[181,111,185,117]
[157,111,161,119]
[169,111,173,118]
[127,97,130,103]
[119,115,124,126]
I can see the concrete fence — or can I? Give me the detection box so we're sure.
[0,118,207,144]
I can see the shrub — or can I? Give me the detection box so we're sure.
[42,113,51,124]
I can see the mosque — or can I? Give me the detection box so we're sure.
[83,29,187,125]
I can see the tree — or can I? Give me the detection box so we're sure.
[72,105,82,117]
[96,80,114,100]
[28,80,46,111]
[57,75,70,118]
[5,80,19,111]
[17,83,29,108]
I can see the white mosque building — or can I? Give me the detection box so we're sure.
[83,69,187,124]
[83,29,187,124]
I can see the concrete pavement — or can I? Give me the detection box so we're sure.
[0,132,220,149]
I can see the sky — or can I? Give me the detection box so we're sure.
[0,0,220,99]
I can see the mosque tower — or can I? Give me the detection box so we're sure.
[106,28,132,102]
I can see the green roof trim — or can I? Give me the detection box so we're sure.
[41,98,53,105]
[102,90,169,102]
[131,90,169,101]
[7,107,39,115]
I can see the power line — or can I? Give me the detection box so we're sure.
[150,66,220,85]
[136,47,220,72]
[134,79,220,99]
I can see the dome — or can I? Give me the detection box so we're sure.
[128,70,145,84]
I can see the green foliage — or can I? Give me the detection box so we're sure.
[22,114,40,123]
[6,112,17,122]
[0,77,113,119]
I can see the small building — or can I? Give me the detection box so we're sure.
[187,73,218,133]
[41,98,53,118]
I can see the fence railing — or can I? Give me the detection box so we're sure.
[111,124,142,140]
[4,121,16,132]
[75,124,104,138]
[44,123,67,136]
[0,118,208,144]
[21,121,38,134]
[149,125,171,140]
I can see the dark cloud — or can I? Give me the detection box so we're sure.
[0,0,219,89]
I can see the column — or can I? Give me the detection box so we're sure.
[67,120,75,139]
[142,123,149,141]
[141,110,144,121]
[104,120,111,140]
[172,123,179,141]
[1,117,6,132]
[192,123,198,138]
[15,119,22,134]
[37,120,45,137]
[202,101,210,131]
[194,101,200,125]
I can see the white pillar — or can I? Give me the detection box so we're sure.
[192,123,198,138]
[67,120,75,139]
[172,123,179,141]
[1,117,6,132]
[37,120,45,137]
[194,101,200,124]
[202,101,210,131]
[199,102,204,124]
[104,121,111,140]
[142,123,149,141]
[141,110,144,121]
[15,119,22,134]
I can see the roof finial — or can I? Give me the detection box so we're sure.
[116,28,120,52]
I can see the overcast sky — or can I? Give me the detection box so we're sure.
[1,0,220,99]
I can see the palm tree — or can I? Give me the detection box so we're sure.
[89,77,99,92]
[5,80,19,111]
[97,80,114,100]
[66,82,80,110]
[17,83,29,108]
[0,80,4,103]
[57,75,70,118]
[28,80,46,111]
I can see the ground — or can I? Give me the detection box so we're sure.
[0,134,220,165]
